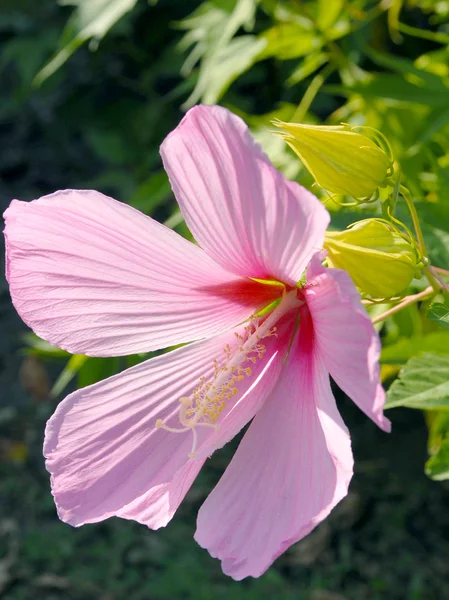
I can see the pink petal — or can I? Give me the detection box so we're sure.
[115,460,205,529]
[44,320,287,528]
[160,105,329,286]
[305,257,391,431]
[4,190,276,356]
[195,309,353,580]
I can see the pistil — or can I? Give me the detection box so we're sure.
[155,289,302,456]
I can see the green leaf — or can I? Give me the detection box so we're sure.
[76,354,150,388]
[422,224,449,270]
[419,154,449,215]
[381,332,449,364]
[23,333,69,359]
[200,35,266,104]
[34,0,138,85]
[51,354,88,398]
[179,0,260,107]
[428,302,449,330]
[163,209,185,230]
[414,106,449,145]
[287,52,329,86]
[360,46,447,92]
[129,171,171,214]
[258,23,322,61]
[77,356,122,388]
[415,47,449,80]
[425,411,449,480]
[316,0,343,31]
[84,129,129,165]
[326,74,449,107]
[0,34,59,87]
[386,353,449,410]
[426,439,449,480]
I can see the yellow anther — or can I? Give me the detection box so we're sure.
[154,290,303,460]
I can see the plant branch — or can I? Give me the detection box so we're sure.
[397,22,449,45]
[428,267,449,294]
[399,185,426,256]
[292,63,336,123]
[432,266,449,278]
[372,286,434,324]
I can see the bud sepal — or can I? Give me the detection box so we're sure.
[273,120,395,202]
[324,218,420,300]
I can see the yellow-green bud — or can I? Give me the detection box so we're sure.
[324,219,418,298]
[273,121,392,200]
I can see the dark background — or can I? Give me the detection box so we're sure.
[1,1,449,598]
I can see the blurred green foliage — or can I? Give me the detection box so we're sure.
[2,0,449,596]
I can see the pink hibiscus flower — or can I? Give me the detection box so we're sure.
[3,105,390,580]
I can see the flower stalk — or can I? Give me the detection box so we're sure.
[371,286,435,325]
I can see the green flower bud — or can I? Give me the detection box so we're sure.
[273,121,393,200]
[324,219,418,298]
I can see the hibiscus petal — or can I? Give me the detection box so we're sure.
[305,257,391,431]
[4,190,275,356]
[195,311,353,580]
[160,105,329,286]
[115,460,205,529]
[44,320,286,528]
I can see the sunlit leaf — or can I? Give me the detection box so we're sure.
[287,52,329,86]
[258,23,322,60]
[51,354,88,398]
[414,106,449,145]
[200,36,266,104]
[23,333,69,359]
[34,0,138,85]
[428,302,449,330]
[381,333,449,364]
[386,353,449,410]
[179,0,260,107]
[316,0,343,31]
[415,48,449,81]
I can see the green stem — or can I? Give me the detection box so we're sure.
[399,185,426,257]
[397,22,449,45]
[424,267,443,294]
[292,63,336,123]
[428,267,449,295]
[399,186,442,293]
